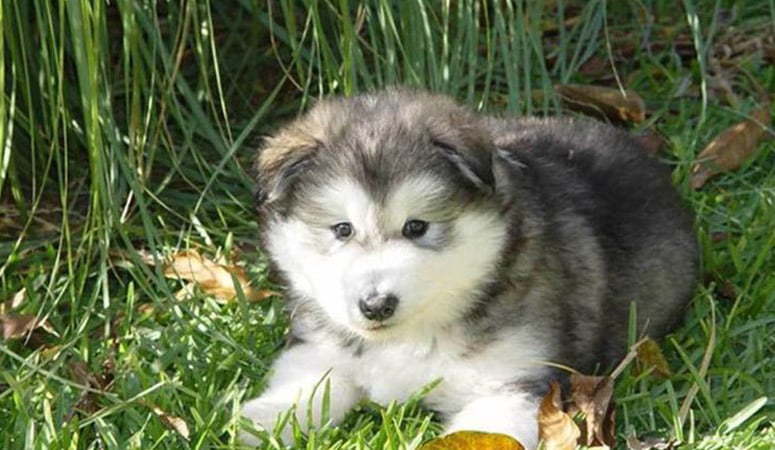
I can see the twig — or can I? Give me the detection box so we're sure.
[678,297,716,427]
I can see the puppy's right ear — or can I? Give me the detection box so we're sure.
[253,131,318,210]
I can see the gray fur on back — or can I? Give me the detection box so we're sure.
[483,116,698,373]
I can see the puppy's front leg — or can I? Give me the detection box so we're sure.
[444,393,540,450]
[241,342,361,445]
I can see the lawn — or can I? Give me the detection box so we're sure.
[1,1,773,449]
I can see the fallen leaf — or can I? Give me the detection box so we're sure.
[609,338,650,380]
[1,313,55,339]
[162,250,277,302]
[66,361,103,416]
[68,361,102,388]
[633,338,672,379]
[147,404,190,440]
[538,381,581,450]
[420,431,524,450]
[691,103,771,189]
[64,347,118,422]
[567,374,616,448]
[555,84,646,123]
[246,289,281,302]
[1,288,26,314]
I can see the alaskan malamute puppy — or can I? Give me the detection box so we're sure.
[241,89,697,448]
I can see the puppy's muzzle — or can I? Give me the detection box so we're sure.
[358,293,399,321]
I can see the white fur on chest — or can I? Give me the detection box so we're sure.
[241,326,547,449]
[345,326,547,414]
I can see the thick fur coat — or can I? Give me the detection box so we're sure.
[241,89,698,448]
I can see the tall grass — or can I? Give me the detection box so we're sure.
[1,1,773,448]
[267,0,606,112]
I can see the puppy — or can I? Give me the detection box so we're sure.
[241,88,698,448]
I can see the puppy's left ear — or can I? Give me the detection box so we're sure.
[431,121,496,194]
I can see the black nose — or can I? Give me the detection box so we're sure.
[358,293,399,321]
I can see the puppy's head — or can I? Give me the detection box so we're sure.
[255,89,509,340]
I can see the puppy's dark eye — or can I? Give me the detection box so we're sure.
[402,220,428,239]
[332,222,354,239]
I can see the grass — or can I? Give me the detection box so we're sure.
[1,0,773,448]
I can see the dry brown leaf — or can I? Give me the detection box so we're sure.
[247,289,282,302]
[162,250,277,303]
[65,348,118,423]
[567,374,616,448]
[66,361,103,417]
[634,338,672,379]
[538,381,581,450]
[554,84,646,123]
[68,361,101,387]
[145,403,190,440]
[1,313,55,339]
[691,104,771,189]
[420,431,524,450]
[1,288,26,314]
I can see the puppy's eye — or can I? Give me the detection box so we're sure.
[332,222,354,240]
[402,220,429,239]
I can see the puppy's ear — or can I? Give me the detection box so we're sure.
[253,132,318,210]
[434,139,494,193]
[431,121,496,194]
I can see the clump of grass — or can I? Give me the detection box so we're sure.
[2,1,773,449]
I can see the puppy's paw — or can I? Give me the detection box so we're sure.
[444,395,539,450]
[240,397,297,446]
